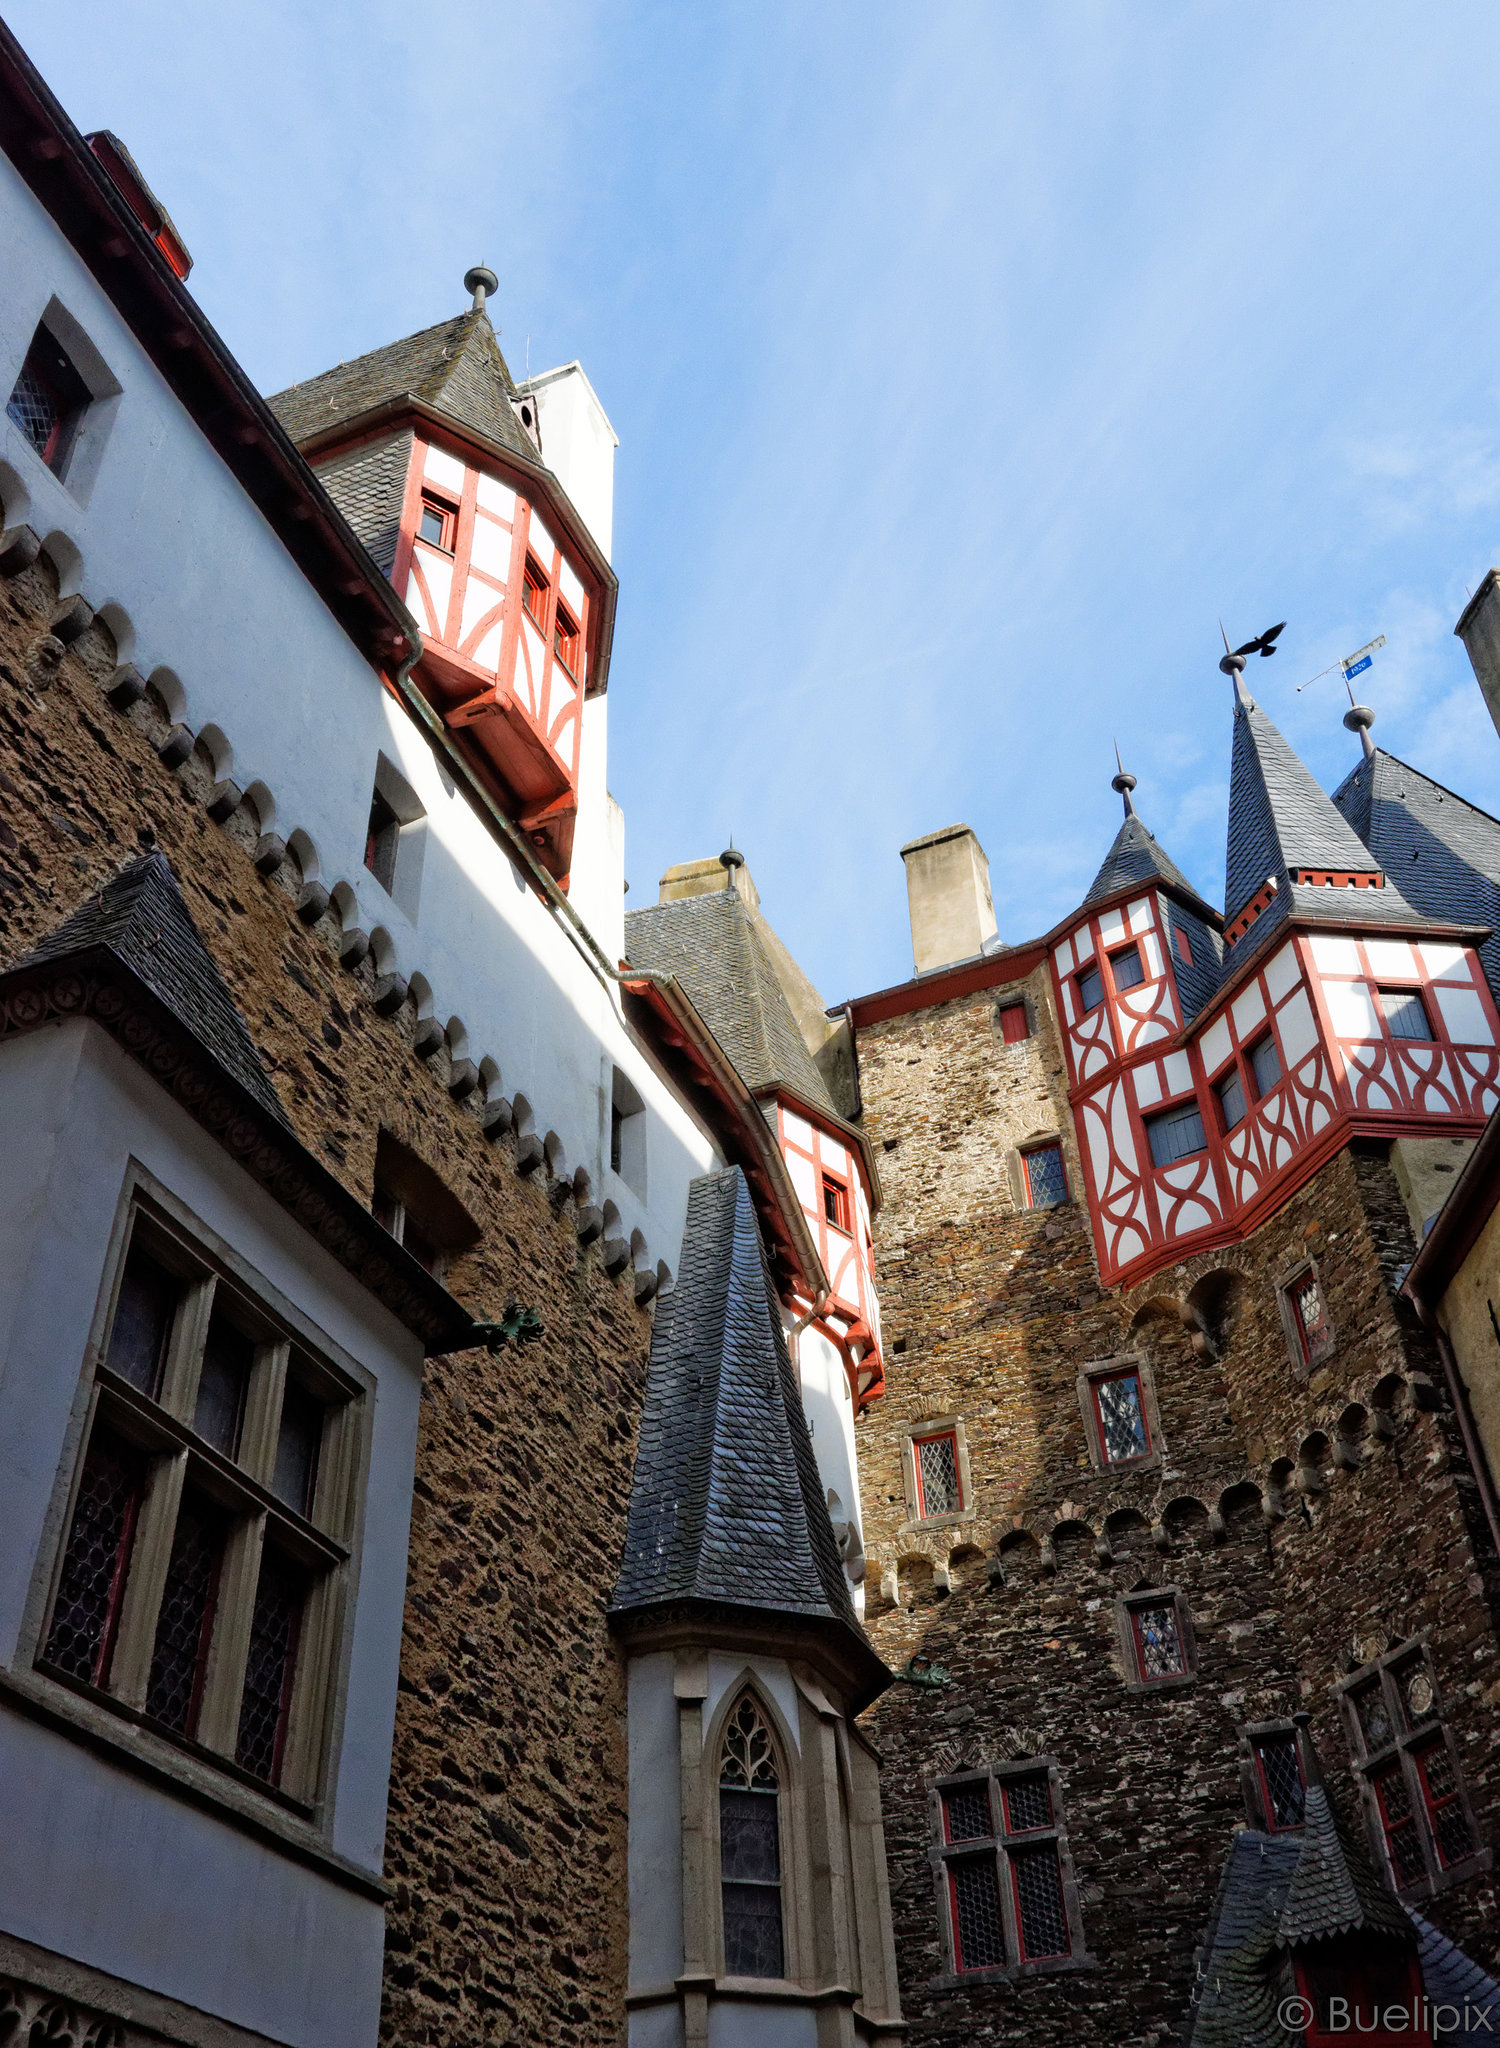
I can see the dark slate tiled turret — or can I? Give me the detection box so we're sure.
[19,850,289,1127]
[612,1165,860,1628]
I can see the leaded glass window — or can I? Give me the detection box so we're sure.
[6,328,90,475]
[950,1858,1006,1970]
[1342,1641,1481,1893]
[1130,1601,1185,1680]
[943,1781,992,1842]
[915,1432,962,1516]
[42,1429,143,1686]
[1288,1271,1333,1367]
[1024,1144,1067,1209]
[1253,1732,1306,1830]
[145,1494,224,1735]
[1001,1774,1052,1833]
[1011,1843,1069,1959]
[1374,1763,1426,1886]
[1416,1745,1475,1869]
[719,1694,784,1978]
[936,1761,1078,1976]
[1093,1370,1150,1463]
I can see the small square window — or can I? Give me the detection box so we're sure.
[1077,963,1103,1011]
[822,1175,851,1233]
[7,327,91,475]
[943,1780,993,1843]
[998,1001,1030,1045]
[1379,989,1433,1042]
[1248,1032,1281,1095]
[1000,1774,1052,1833]
[1216,1065,1247,1131]
[1023,1143,1067,1209]
[1093,1369,1151,1463]
[554,601,581,674]
[523,555,549,629]
[1144,1099,1206,1168]
[913,1431,963,1517]
[1111,944,1145,992]
[417,493,457,551]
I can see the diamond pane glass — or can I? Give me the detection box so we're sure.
[943,1782,992,1843]
[1012,1843,1069,1959]
[1096,1373,1149,1462]
[104,1250,178,1396]
[1256,1735,1306,1829]
[1025,1144,1066,1208]
[42,1429,142,1684]
[1374,1765,1426,1886]
[1418,1747,1475,1867]
[722,1880,784,1978]
[1112,945,1145,991]
[1354,1684,1393,1753]
[1133,1603,1185,1678]
[145,1496,222,1734]
[1001,1774,1052,1834]
[951,1856,1005,1971]
[1397,1662,1437,1729]
[917,1434,961,1515]
[6,364,59,456]
[1146,1101,1207,1167]
[1293,1276,1331,1364]
[1381,990,1432,1042]
[194,1316,252,1458]
[235,1550,303,1783]
[1250,1034,1282,1095]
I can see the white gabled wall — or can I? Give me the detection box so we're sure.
[517,360,619,564]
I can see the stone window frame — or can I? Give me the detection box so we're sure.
[1238,1719,1308,1834]
[925,1756,1092,1989]
[900,1414,976,1531]
[701,1675,812,1990]
[1115,1584,1197,1693]
[1076,1352,1163,1476]
[5,295,124,506]
[1335,1635,1491,1900]
[994,990,1035,1046]
[1275,1254,1337,1381]
[22,1169,372,1839]
[1007,1130,1070,1213]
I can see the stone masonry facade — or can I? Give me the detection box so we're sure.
[852,970,1500,2046]
[0,550,655,2048]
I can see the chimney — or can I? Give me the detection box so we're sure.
[1456,570,1500,743]
[658,855,760,913]
[901,824,998,975]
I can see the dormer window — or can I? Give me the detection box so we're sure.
[523,555,549,630]
[7,326,91,476]
[417,493,457,551]
[1110,943,1145,992]
[554,601,581,676]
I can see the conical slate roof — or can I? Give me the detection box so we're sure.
[1084,810,1209,912]
[1277,1783,1412,1947]
[612,1166,857,1626]
[1225,693,1385,926]
[268,309,538,464]
[20,851,289,1127]
[625,887,838,1118]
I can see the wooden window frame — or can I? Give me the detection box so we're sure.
[822,1173,851,1235]
[522,552,551,632]
[1239,1720,1309,1833]
[1021,1141,1068,1210]
[1076,961,1104,1013]
[1143,1095,1208,1169]
[1376,986,1436,1046]
[1276,1255,1336,1379]
[553,598,582,676]
[901,1415,974,1529]
[1336,1637,1490,1900]
[1077,1353,1162,1474]
[29,1182,370,1820]
[1246,1029,1281,1100]
[997,999,1031,1045]
[6,326,92,475]
[928,1759,1091,1987]
[1116,1585,1196,1692]
[1109,942,1145,993]
[416,490,459,554]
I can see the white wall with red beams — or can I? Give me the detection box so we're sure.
[389,433,599,878]
[1050,888,1500,1289]
[776,1103,883,1383]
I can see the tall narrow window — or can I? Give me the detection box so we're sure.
[1216,1064,1247,1131]
[1340,1640,1484,1895]
[42,1429,144,1686]
[1091,1368,1151,1464]
[236,1548,305,1784]
[417,493,457,551]
[1280,1263,1334,1373]
[523,555,549,630]
[1023,1143,1067,1209]
[145,1494,225,1734]
[553,601,581,674]
[822,1175,851,1232]
[1077,963,1103,1012]
[1127,1597,1188,1681]
[365,787,400,893]
[1248,1032,1281,1096]
[1251,1730,1307,1831]
[1174,927,1193,966]
[719,1694,784,1978]
[7,326,90,475]
[913,1430,963,1516]
[935,1762,1081,1977]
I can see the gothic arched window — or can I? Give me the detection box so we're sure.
[719,1692,784,1978]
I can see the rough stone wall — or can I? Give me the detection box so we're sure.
[0,552,649,2048]
[854,976,1500,2045]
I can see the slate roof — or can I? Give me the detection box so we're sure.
[1333,746,1500,1002]
[20,851,289,1127]
[611,1166,862,1631]
[1411,1910,1500,2044]
[268,309,538,465]
[1084,809,1214,916]
[1225,692,1397,927]
[1278,1784,1411,1946]
[625,888,838,1118]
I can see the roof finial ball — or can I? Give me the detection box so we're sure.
[719,844,745,894]
[464,264,499,314]
[1111,740,1138,818]
[1219,619,1286,710]
[1344,701,1377,761]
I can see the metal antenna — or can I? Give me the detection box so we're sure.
[1110,741,1138,817]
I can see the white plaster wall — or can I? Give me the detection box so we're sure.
[519,361,618,562]
[0,1022,423,2045]
[796,1325,862,1566]
[708,2003,816,2048]
[0,149,718,1285]
[626,1653,684,1991]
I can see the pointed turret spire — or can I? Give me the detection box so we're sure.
[1083,764,1214,917]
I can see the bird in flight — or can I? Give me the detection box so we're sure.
[1220,620,1287,659]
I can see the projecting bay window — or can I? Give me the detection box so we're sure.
[1110,943,1145,992]
[1379,988,1435,1044]
[1339,1640,1489,1897]
[933,1761,1086,1981]
[1076,961,1104,1012]
[37,1203,364,1803]
[522,553,550,631]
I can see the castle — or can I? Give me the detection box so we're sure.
[1,18,1498,2048]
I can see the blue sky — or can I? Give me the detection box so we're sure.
[16,2,1500,1000]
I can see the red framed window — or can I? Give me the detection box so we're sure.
[937,1764,1077,1977]
[41,1428,144,1688]
[6,327,90,474]
[416,492,458,551]
[1010,1843,1070,1960]
[943,1780,993,1842]
[1287,1270,1332,1368]
[1253,1731,1307,1830]
[1110,943,1145,992]
[1128,1599,1187,1680]
[1000,1773,1052,1833]
[1414,1742,1477,1869]
[554,600,581,674]
[998,1001,1030,1044]
[1091,1369,1151,1463]
[913,1431,962,1517]
[1023,1143,1067,1209]
[1174,927,1193,966]
[822,1174,851,1232]
[523,554,550,629]
[1247,1032,1281,1097]
[948,1857,1006,1971]
[1216,1063,1248,1131]
[1295,1948,1429,2048]
[1371,1761,1427,1887]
